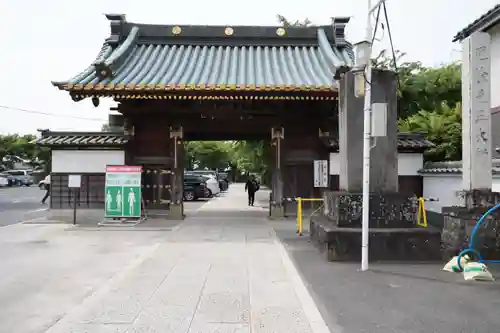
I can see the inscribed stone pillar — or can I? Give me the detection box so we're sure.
[461,32,492,191]
[338,69,398,192]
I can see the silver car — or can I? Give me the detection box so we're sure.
[5,169,34,186]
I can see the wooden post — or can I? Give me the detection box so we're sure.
[270,127,284,219]
[169,126,184,219]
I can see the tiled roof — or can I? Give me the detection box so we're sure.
[321,133,434,151]
[36,132,129,147]
[419,160,500,175]
[53,14,354,93]
[453,4,500,42]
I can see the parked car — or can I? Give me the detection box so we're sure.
[203,175,221,197]
[185,172,220,197]
[0,172,16,186]
[5,170,34,186]
[187,170,218,181]
[0,174,8,187]
[217,172,229,191]
[183,174,209,201]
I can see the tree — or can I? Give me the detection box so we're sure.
[184,141,232,170]
[398,102,462,161]
[372,50,461,119]
[0,134,49,171]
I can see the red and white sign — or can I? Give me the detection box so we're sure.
[106,166,142,173]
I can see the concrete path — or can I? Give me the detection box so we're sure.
[43,184,329,333]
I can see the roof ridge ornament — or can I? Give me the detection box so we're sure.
[332,17,350,45]
[105,14,127,45]
[94,26,140,79]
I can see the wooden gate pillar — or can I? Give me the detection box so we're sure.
[270,127,284,219]
[169,125,184,219]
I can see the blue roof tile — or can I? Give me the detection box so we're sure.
[53,14,354,93]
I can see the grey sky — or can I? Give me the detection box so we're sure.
[0,0,498,135]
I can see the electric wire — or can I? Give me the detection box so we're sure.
[0,104,106,122]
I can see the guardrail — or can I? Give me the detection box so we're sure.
[417,197,438,228]
[269,195,438,231]
[296,197,324,236]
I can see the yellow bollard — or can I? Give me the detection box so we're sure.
[297,197,303,235]
[417,197,428,228]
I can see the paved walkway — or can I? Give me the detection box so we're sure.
[45,184,329,333]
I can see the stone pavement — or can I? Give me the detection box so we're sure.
[44,184,329,333]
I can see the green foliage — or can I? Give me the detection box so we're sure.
[373,50,462,161]
[398,103,462,161]
[373,50,462,119]
[0,134,49,171]
[184,141,232,170]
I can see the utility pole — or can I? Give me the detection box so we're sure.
[360,0,387,272]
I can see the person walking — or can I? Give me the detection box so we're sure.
[41,174,51,204]
[245,175,260,206]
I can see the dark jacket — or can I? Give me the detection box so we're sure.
[245,179,259,193]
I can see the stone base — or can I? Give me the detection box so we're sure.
[269,205,285,220]
[167,204,185,220]
[310,216,442,262]
[441,190,500,261]
[322,191,417,228]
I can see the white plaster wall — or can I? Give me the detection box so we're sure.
[397,153,423,175]
[52,150,125,173]
[329,152,423,175]
[489,24,500,108]
[422,174,463,213]
[423,174,500,213]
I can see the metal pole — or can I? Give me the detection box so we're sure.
[73,188,77,225]
[361,0,374,272]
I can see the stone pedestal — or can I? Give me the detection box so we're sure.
[441,190,500,260]
[269,168,284,219]
[169,202,184,220]
[323,191,416,228]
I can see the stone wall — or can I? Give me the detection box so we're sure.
[441,190,500,260]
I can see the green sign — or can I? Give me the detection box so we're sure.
[105,166,142,218]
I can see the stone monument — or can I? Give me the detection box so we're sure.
[310,69,441,262]
[441,32,500,260]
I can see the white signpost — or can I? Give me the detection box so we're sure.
[68,174,81,225]
[314,160,329,188]
[462,32,492,191]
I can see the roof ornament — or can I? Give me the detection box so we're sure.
[225,27,234,36]
[172,26,182,35]
[105,14,127,45]
[276,28,286,36]
[332,17,350,45]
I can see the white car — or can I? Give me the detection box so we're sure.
[0,174,8,187]
[200,175,220,197]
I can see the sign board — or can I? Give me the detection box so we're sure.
[68,175,81,188]
[314,160,329,188]
[105,166,142,218]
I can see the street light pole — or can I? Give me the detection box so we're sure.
[361,0,387,271]
[360,0,373,272]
